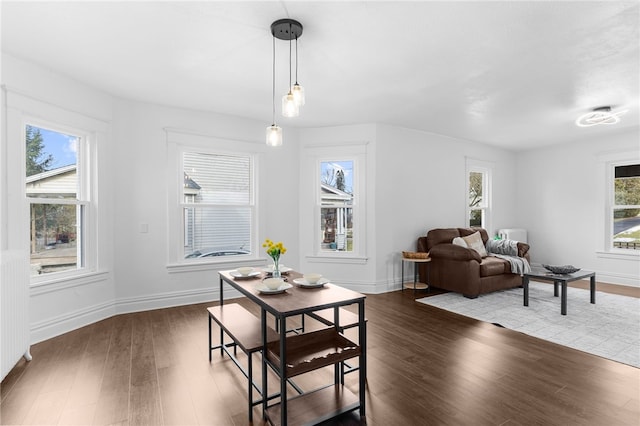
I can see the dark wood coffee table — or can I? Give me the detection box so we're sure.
[523,268,596,315]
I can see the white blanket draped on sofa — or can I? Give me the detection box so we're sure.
[486,239,531,275]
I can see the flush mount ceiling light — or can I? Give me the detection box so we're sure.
[575,106,628,127]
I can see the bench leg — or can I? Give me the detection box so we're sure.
[248,352,253,422]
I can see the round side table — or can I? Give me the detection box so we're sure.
[401,256,431,294]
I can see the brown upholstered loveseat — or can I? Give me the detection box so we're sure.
[417,227,530,299]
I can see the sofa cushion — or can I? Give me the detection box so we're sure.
[517,242,530,257]
[426,228,462,251]
[429,244,481,262]
[452,237,467,247]
[480,257,510,277]
[458,227,489,244]
[462,231,488,257]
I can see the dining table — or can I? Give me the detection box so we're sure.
[218,269,366,426]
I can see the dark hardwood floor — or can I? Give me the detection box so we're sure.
[1,281,639,425]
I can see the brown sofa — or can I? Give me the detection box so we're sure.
[417,227,530,299]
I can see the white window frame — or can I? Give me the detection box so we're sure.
[165,130,260,271]
[302,143,367,263]
[466,158,492,232]
[596,149,640,259]
[24,120,96,283]
[606,159,640,253]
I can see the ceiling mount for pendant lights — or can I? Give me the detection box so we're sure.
[575,106,628,127]
[271,18,304,118]
[266,18,305,146]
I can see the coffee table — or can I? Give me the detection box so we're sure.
[523,267,596,315]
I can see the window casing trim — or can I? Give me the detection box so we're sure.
[604,156,640,254]
[23,119,99,285]
[303,143,367,260]
[166,130,261,266]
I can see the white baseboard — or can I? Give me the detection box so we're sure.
[29,286,247,344]
[30,300,115,345]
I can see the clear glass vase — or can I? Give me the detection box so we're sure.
[272,258,281,278]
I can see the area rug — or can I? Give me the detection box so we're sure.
[416,281,640,368]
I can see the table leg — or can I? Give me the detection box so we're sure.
[280,316,288,426]
[208,315,212,362]
[554,280,559,297]
[413,262,418,294]
[401,259,404,292]
[358,300,366,417]
[523,275,529,306]
[590,275,596,304]
[561,281,567,315]
[261,309,268,420]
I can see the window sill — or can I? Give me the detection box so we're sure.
[305,255,368,265]
[596,250,640,261]
[167,258,264,274]
[30,270,109,295]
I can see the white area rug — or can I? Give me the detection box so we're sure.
[417,281,640,368]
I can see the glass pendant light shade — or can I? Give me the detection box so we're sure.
[266,124,283,147]
[282,91,299,117]
[292,83,305,106]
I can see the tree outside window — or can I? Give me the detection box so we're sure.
[469,171,483,227]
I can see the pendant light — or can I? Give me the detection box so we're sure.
[267,19,303,146]
[266,35,282,146]
[281,22,299,117]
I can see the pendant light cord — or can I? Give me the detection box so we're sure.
[288,23,293,91]
[272,35,276,124]
[295,36,299,84]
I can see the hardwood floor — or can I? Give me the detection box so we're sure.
[1,282,639,425]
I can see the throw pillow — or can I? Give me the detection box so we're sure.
[452,237,468,248]
[462,231,488,257]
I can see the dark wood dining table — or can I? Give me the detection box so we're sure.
[218,269,367,426]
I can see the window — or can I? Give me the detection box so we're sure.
[611,163,640,250]
[25,124,88,276]
[319,161,354,252]
[181,150,254,260]
[300,142,367,262]
[466,160,492,230]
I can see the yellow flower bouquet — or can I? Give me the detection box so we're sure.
[263,239,287,277]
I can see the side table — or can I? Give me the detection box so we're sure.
[401,256,431,294]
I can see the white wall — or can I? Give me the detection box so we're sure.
[1,54,116,343]
[516,128,640,287]
[111,99,301,313]
[298,124,378,293]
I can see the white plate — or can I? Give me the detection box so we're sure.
[230,270,261,278]
[256,282,293,294]
[292,277,330,288]
[262,265,293,274]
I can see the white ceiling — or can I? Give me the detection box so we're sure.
[2,1,638,151]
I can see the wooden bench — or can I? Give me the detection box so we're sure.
[305,307,367,383]
[207,303,279,421]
